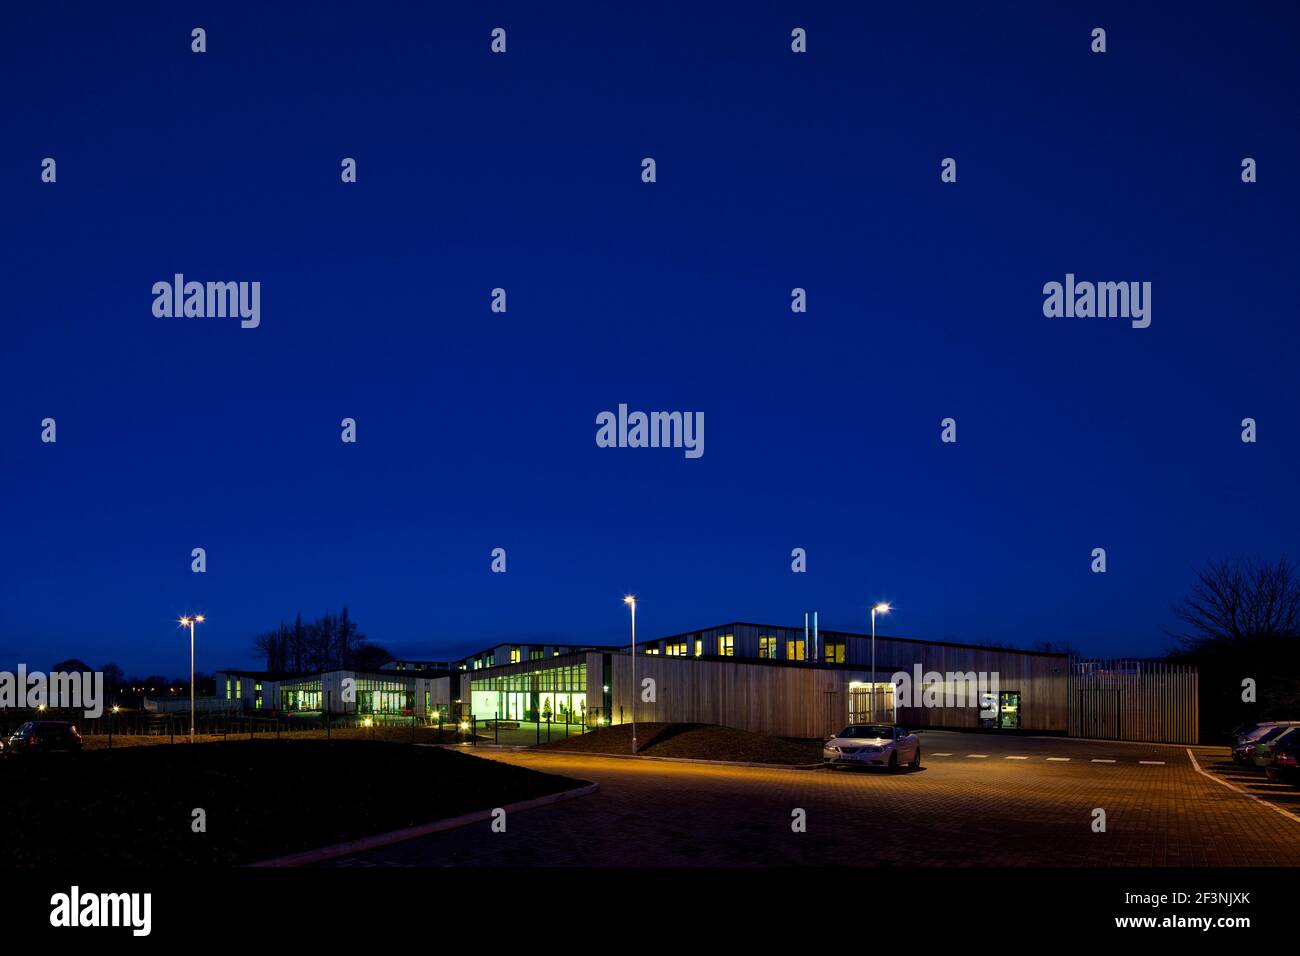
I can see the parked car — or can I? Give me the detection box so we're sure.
[824,723,920,771]
[1233,724,1293,764]
[1265,734,1300,787]
[1255,726,1300,769]
[3,720,83,755]
[1231,721,1300,752]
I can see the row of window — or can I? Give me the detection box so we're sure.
[472,646,573,669]
[642,634,846,663]
[224,678,265,707]
[470,663,588,694]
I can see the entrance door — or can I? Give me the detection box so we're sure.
[998,692,1021,730]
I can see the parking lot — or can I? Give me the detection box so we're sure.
[328,730,1300,867]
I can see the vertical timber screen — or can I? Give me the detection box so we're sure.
[1068,660,1198,744]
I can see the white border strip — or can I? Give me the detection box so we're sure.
[1186,748,1300,824]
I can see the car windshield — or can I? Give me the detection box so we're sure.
[1258,726,1289,743]
[1247,724,1286,740]
[838,725,893,739]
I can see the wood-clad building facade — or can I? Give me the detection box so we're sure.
[445,622,1197,744]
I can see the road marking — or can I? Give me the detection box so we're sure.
[967,754,988,758]
[1091,759,1116,764]
[1005,755,1030,760]
[1187,748,1300,825]
[1139,760,1166,766]
[931,752,953,756]
[1046,757,1070,762]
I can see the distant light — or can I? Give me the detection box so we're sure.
[458,721,470,731]
[195,615,205,623]
[362,717,373,728]
[623,595,636,606]
[873,603,892,614]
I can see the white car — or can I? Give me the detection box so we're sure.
[824,723,920,771]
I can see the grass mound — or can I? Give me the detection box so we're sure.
[536,722,822,765]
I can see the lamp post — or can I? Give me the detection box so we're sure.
[871,602,891,716]
[179,615,204,742]
[624,595,637,755]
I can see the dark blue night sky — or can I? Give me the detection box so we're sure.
[2,2,1297,675]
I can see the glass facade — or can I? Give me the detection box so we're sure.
[470,663,587,724]
[355,678,414,714]
[279,675,413,714]
[281,678,322,711]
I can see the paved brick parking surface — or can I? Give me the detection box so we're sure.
[1188,745,1300,820]
[329,731,1300,867]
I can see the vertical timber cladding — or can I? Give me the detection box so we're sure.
[610,654,876,738]
[868,636,1070,733]
[1068,660,1198,744]
[609,646,1072,737]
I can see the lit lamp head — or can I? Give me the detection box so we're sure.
[873,602,892,615]
[623,595,636,608]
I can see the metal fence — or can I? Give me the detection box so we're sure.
[0,709,485,747]
[1067,659,1198,744]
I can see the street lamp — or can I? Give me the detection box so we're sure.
[624,595,637,755]
[870,602,891,701]
[179,615,204,742]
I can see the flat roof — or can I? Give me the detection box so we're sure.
[648,621,1072,659]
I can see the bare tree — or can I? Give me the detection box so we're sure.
[252,607,381,673]
[1169,556,1300,649]
[335,606,364,667]
[310,612,337,670]
[290,612,307,672]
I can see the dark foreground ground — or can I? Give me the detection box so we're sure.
[535,721,822,764]
[0,740,585,866]
[337,731,1300,867]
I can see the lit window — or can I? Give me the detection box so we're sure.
[665,642,687,657]
[786,639,806,662]
[694,638,703,657]
[510,647,522,664]
[718,634,734,657]
[825,642,846,664]
[759,635,777,658]
[225,678,232,700]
